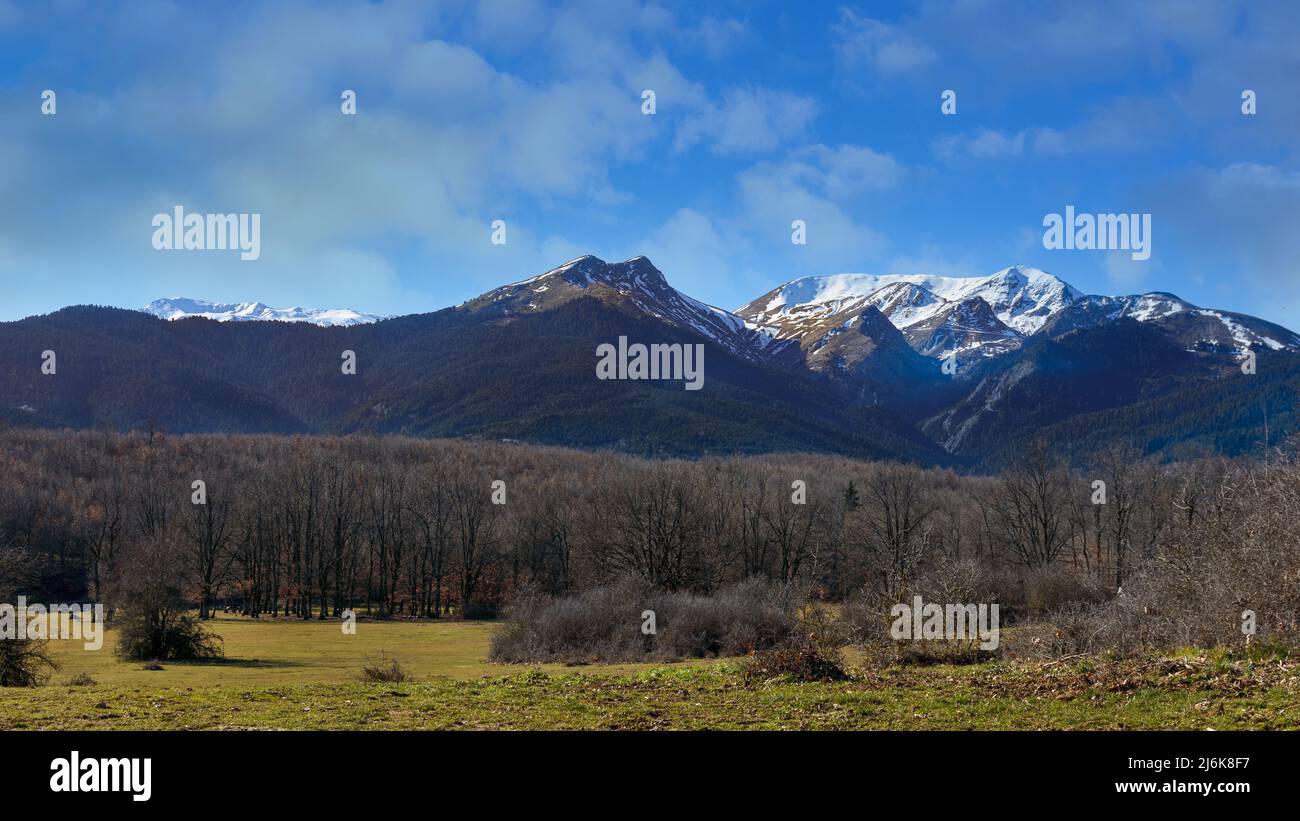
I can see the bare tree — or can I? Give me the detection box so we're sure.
[990,442,1071,568]
[591,464,707,590]
[184,475,235,620]
[78,471,124,610]
[856,463,935,598]
[450,471,499,611]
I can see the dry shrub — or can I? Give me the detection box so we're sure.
[744,605,847,682]
[359,653,410,683]
[1019,566,1106,618]
[489,577,798,664]
[1038,557,1296,659]
[894,638,996,666]
[839,556,1001,664]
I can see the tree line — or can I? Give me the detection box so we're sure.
[0,428,1288,639]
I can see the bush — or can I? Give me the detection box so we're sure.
[839,557,1002,664]
[0,638,57,687]
[0,549,58,687]
[1017,566,1106,619]
[1032,522,1300,659]
[114,605,223,662]
[359,653,410,682]
[1032,599,1138,657]
[66,672,97,686]
[489,578,799,664]
[744,606,848,682]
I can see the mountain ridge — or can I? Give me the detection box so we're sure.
[141,258,1295,365]
[7,254,1293,469]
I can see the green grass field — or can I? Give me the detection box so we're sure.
[2,615,1297,730]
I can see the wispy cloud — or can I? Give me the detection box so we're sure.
[832,9,937,75]
[675,88,819,154]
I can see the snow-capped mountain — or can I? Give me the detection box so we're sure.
[735,262,1300,372]
[142,297,386,326]
[1043,293,1300,352]
[464,255,778,361]
[739,274,963,341]
[740,264,1081,337]
[738,265,1077,364]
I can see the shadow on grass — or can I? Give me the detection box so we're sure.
[154,657,309,670]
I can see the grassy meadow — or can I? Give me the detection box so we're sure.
[2,614,1298,730]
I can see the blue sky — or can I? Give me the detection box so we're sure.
[2,0,1300,328]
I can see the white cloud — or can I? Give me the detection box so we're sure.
[542,0,675,75]
[934,98,1176,162]
[637,145,902,305]
[682,16,748,59]
[863,0,1232,78]
[676,88,818,154]
[833,9,937,75]
[767,144,903,197]
[1032,97,1177,156]
[735,152,891,270]
[1211,162,1300,191]
[934,128,1028,161]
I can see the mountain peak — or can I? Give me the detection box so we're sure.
[995,263,1042,276]
[523,255,668,291]
[984,264,1072,292]
[467,255,766,361]
[601,255,668,286]
[987,265,1029,285]
[957,266,1082,335]
[854,304,903,338]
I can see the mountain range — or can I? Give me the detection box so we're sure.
[3,255,1297,469]
[142,297,387,326]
